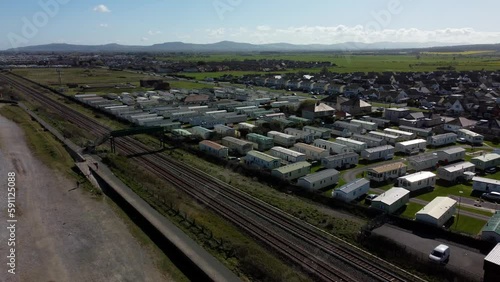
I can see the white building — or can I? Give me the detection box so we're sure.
[415,197,457,227]
[267,131,297,147]
[321,152,359,170]
[397,171,436,192]
[472,177,500,193]
[384,128,416,141]
[471,153,500,171]
[332,178,370,203]
[271,161,311,181]
[367,162,407,182]
[313,139,353,155]
[368,131,400,145]
[221,137,254,155]
[351,134,386,148]
[270,146,307,163]
[371,187,410,213]
[199,140,229,159]
[284,128,314,144]
[335,137,368,153]
[333,121,364,135]
[238,122,256,131]
[395,139,427,155]
[297,169,340,190]
[214,124,235,137]
[437,161,476,182]
[351,119,377,131]
[191,126,214,140]
[408,153,439,171]
[244,150,281,170]
[457,129,484,145]
[293,143,329,161]
[399,125,433,138]
[428,133,457,147]
[302,126,332,139]
[361,145,395,161]
[436,147,466,164]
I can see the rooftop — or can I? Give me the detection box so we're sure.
[369,162,407,174]
[338,178,370,194]
[369,131,399,139]
[416,196,457,220]
[483,212,500,235]
[484,242,500,266]
[273,161,311,174]
[364,145,394,153]
[222,136,253,146]
[294,143,327,153]
[337,137,366,146]
[471,153,500,163]
[472,176,500,186]
[299,169,339,183]
[398,171,436,183]
[408,153,438,163]
[246,150,280,162]
[271,146,305,157]
[200,140,227,150]
[397,139,427,146]
[372,187,409,206]
[384,128,415,136]
[440,146,466,155]
[440,161,475,173]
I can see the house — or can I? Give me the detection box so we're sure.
[302,102,335,120]
[471,153,500,171]
[371,187,410,213]
[313,139,353,154]
[302,126,332,139]
[351,134,386,148]
[398,125,433,138]
[293,143,329,161]
[336,97,372,116]
[428,133,457,147]
[456,129,484,145]
[221,137,254,155]
[415,197,457,227]
[368,131,400,145]
[395,139,427,155]
[361,145,395,161]
[335,137,368,153]
[436,147,466,164]
[244,150,281,170]
[448,99,465,114]
[408,153,439,171]
[199,140,229,159]
[397,171,436,192]
[472,177,500,193]
[383,128,416,141]
[214,124,235,137]
[191,126,214,140]
[332,178,370,203]
[444,117,477,132]
[271,161,311,181]
[247,133,274,151]
[267,131,297,147]
[284,128,315,144]
[482,212,500,243]
[297,169,340,190]
[367,162,407,182]
[384,108,411,124]
[483,243,500,282]
[321,152,359,170]
[351,119,378,131]
[270,146,307,163]
[437,161,476,182]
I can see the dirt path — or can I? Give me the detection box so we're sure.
[0,114,172,282]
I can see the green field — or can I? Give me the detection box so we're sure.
[452,214,487,236]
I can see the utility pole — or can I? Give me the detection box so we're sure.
[455,190,463,230]
[56,69,62,87]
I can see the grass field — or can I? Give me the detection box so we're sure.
[452,214,487,236]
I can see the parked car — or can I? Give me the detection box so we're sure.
[481,192,500,203]
[429,244,450,264]
[365,194,378,204]
[457,137,467,143]
[485,167,497,174]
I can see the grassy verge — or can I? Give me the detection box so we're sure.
[459,206,495,217]
[451,214,487,236]
[399,203,425,219]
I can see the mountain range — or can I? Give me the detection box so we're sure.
[3,41,500,53]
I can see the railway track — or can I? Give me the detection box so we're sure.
[1,73,424,282]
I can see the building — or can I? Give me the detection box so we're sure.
[457,129,484,145]
[384,128,416,141]
[482,212,500,243]
[246,133,274,151]
[214,124,235,137]
[367,162,407,182]
[191,126,214,140]
[437,161,476,182]
[293,143,329,161]
[471,153,500,171]
[199,140,229,159]
[415,197,457,227]
[244,150,281,170]
[484,243,500,282]
[271,161,311,181]
[361,145,395,161]
[284,128,314,144]
[333,121,364,135]
[321,152,359,170]
[371,187,410,213]
[302,126,332,139]
[270,146,307,163]
[399,125,433,138]
[361,116,390,128]
[351,119,378,131]
[313,139,353,155]
[267,131,297,147]
[221,137,254,155]
[238,122,256,132]
[472,177,500,193]
[436,147,466,164]
[336,97,372,115]
[351,134,386,148]
[368,131,400,145]
[384,108,411,124]
[302,102,335,120]
[297,169,340,190]
[397,171,436,192]
[335,137,368,153]
[395,139,427,155]
[332,178,370,203]
[428,133,457,147]
[408,153,439,171]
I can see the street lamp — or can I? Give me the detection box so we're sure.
[455,191,463,230]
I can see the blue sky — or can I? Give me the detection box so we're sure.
[1,0,500,50]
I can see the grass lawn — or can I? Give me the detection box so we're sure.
[451,214,487,236]
[416,181,474,202]
[399,202,425,219]
[459,206,494,217]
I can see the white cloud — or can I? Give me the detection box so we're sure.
[206,28,225,38]
[256,25,271,31]
[99,23,108,28]
[147,30,162,36]
[93,4,110,13]
[141,37,149,42]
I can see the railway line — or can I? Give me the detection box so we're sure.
[1,72,424,282]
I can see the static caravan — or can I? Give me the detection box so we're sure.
[284,128,315,144]
[235,105,258,114]
[238,122,256,132]
[333,121,364,135]
[332,178,370,203]
[351,134,386,148]
[313,139,353,155]
[361,145,395,161]
[244,151,281,170]
[428,133,457,147]
[361,116,390,128]
[221,137,254,155]
[199,140,229,159]
[368,131,400,145]
[384,128,416,141]
[415,197,457,227]
[457,129,484,145]
[297,169,340,190]
[267,131,297,147]
[302,126,332,139]
[437,161,475,182]
[395,139,427,155]
[367,162,407,182]
[335,137,368,153]
[351,119,378,131]
[471,153,500,171]
[271,161,311,181]
[481,212,500,243]
[399,125,433,138]
[436,147,466,164]
[246,133,274,151]
[472,177,500,193]
[328,125,353,138]
[213,124,235,137]
[397,171,436,192]
[270,146,307,163]
[371,187,410,214]
[321,152,359,170]
[225,114,248,124]
[408,153,439,171]
[293,143,329,161]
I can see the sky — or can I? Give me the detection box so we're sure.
[1,0,500,50]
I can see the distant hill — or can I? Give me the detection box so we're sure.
[3,41,500,53]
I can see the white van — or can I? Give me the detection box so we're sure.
[429,244,450,264]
